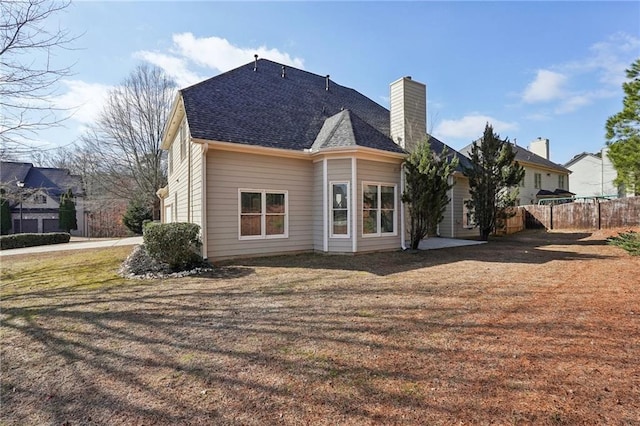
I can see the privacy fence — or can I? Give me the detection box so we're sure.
[520,197,640,231]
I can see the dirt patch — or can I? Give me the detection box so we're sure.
[1,229,639,425]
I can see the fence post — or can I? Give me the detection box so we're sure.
[549,204,553,230]
[597,200,601,230]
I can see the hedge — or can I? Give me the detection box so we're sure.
[0,232,71,250]
[143,222,202,270]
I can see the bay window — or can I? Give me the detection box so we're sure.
[331,182,349,237]
[363,183,396,236]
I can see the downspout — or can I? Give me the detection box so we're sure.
[201,143,208,259]
[323,158,328,252]
[352,157,357,253]
[188,133,192,222]
[400,162,406,250]
[450,175,455,238]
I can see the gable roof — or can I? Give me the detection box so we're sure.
[564,151,600,168]
[460,142,570,174]
[180,58,404,154]
[426,135,473,173]
[0,162,84,197]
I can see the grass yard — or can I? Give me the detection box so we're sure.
[1,229,639,425]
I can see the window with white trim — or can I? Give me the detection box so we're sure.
[330,182,349,237]
[168,145,173,175]
[463,199,475,228]
[180,121,187,161]
[519,171,525,187]
[558,175,565,189]
[362,183,396,236]
[534,173,542,189]
[239,190,288,239]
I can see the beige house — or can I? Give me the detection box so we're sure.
[461,137,572,207]
[158,59,474,260]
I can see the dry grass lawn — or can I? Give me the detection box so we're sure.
[1,229,639,425]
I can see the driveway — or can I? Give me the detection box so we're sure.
[0,236,143,257]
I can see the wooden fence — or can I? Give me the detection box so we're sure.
[520,196,640,230]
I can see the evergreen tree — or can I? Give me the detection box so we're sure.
[122,198,153,235]
[463,124,524,241]
[58,189,78,233]
[0,189,12,235]
[605,58,640,195]
[402,139,458,250]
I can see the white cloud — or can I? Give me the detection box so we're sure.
[134,51,203,88]
[522,70,567,103]
[50,80,112,125]
[434,114,518,141]
[134,33,305,88]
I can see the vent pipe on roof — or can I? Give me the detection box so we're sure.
[282,65,286,78]
[253,54,258,71]
[326,75,330,91]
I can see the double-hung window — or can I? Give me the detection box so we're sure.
[558,175,565,189]
[239,190,288,239]
[330,182,349,237]
[362,183,396,236]
[534,173,542,189]
[180,121,187,161]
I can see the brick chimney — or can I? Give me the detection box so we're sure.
[390,76,426,153]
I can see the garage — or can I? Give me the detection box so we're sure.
[43,219,63,233]
[13,219,38,233]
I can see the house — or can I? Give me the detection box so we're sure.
[461,137,572,206]
[158,58,475,260]
[0,162,86,235]
[564,147,628,199]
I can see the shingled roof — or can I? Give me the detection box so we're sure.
[180,59,404,154]
[460,142,570,174]
[0,162,84,197]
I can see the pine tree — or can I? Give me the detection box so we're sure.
[122,198,153,235]
[0,189,12,235]
[402,139,458,250]
[605,58,640,195]
[58,189,78,233]
[463,124,524,241]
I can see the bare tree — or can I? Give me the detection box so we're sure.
[0,0,78,159]
[80,64,176,219]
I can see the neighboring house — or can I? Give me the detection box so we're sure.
[158,58,474,261]
[0,162,86,235]
[460,137,572,206]
[564,147,628,199]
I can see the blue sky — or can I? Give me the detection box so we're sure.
[31,1,640,165]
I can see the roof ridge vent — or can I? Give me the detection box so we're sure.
[253,54,258,71]
[326,75,330,91]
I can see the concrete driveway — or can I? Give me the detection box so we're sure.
[0,236,143,258]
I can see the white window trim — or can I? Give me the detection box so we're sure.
[534,173,542,189]
[462,198,475,229]
[238,189,289,240]
[329,181,350,239]
[361,181,397,238]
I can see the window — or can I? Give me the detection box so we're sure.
[519,171,525,187]
[558,175,565,189]
[534,173,542,189]
[180,121,187,161]
[168,146,173,175]
[462,199,475,228]
[239,190,288,239]
[363,183,396,236]
[331,182,349,237]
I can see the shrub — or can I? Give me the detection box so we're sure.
[122,199,153,235]
[607,231,640,256]
[0,232,71,250]
[143,222,203,270]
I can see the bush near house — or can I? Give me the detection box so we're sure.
[0,232,70,250]
[142,222,202,271]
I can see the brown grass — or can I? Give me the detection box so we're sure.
[1,229,639,425]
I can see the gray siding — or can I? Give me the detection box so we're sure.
[207,150,314,260]
[356,159,402,252]
[313,160,323,251]
[441,176,476,239]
